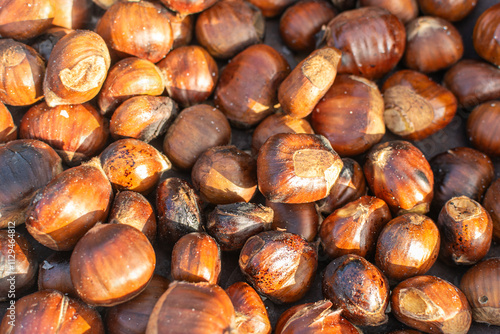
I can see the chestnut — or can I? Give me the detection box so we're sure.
[320,196,392,259]
[404,16,464,73]
[473,3,500,67]
[26,158,113,251]
[52,0,91,30]
[0,39,45,106]
[382,70,457,141]
[0,0,54,40]
[311,74,385,156]
[37,252,77,298]
[258,133,343,204]
[0,102,17,143]
[156,177,205,245]
[96,1,173,63]
[157,45,218,107]
[322,254,390,326]
[43,30,111,107]
[207,202,274,251]
[418,0,477,22]
[317,158,367,215]
[278,47,342,119]
[195,0,265,59]
[484,178,500,241]
[0,290,105,334]
[375,213,440,282]
[279,0,336,52]
[239,230,318,304]
[359,0,418,23]
[164,10,194,49]
[192,145,257,204]
[100,138,171,194]
[70,223,156,307]
[467,101,500,157]
[19,102,109,165]
[30,27,73,62]
[460,258,500,326]
[171,232,221,285]
[159,0,218,16]
[98,57,165,116]
[0,139,62,228]
[110,96,178,143]
[246,0,297,17]
[364,141,434,215]
[214,44,290,128]
[391,275,472,334]
[324,6,406,80]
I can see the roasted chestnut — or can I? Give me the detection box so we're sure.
[418,0,477,22]
[473,3,500,67]
[52,0,91,30]
[359,0,418,23]
[483,178,500,241]
[467,101,500,157]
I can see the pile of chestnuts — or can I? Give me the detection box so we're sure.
[0,0,499,333]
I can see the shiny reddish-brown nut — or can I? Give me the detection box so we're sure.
[430,147,494,213]
[195,0,265,59]
[26,159,113,251]
[359,0,418,23]
[473,3,500,67]
[280,0,336,52]
[444,60,500,109]
[171,232,221,284]
[0,289,105,334]
[320,196,392,259]
[100,138,171,194]
[0,102,17,142]
[246,0,297,17]
[404,16,463,73]
[0,0,55,40]
[163,104,231,170]
[31,27,73,61]
[106,275,170,334]
[364,141,434,215]
[159,0,218,15]
[279,47,342,119]
[43,30,111,107]
[0,139,62,228]
[192,145,257,204]
[437,196,492,266]
[52,0,91,30]
[19,102,109,165]
[214,44,290,128]
[37,252,77,298]
[265,200,320,242]
[96,1,173,63]
[157,45,218,107]
[484,178,500,241]
[258,133,343,204]
[98,57,165,116]
[467,101,500,157]
[322,254,390,326]
[275,299,359,334]
[0,231,37,301]
[70,223,156,307]
[156,177,205,246]
[110,96,177,143]
[418,0,477,21]
[375,213,440,282]
[226,282,271,334]
[108,190,157,244]
[164,9,193,49]
[460,258,500,326]
[324,6,406,80]
[312,74,385,156]
[239,230,318,304]
[317,158,367,215]
[0,40,45,106]
[207,202,273,251]
[382,70,457,141]
[391,275,472,334]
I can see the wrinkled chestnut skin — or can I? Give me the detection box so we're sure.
[226,282,271,334]
[484,179,500,241]
[322,254,390,326]
[214,44,290,128]
[312,74,385,156]
[0,0,54,40]
[320,196,392,259]
[460,258,500,326]
[0,102,16,142]
[317,158,367,215]
[467,101,500,157]
[325,6,406,80]
[156,177,205,246]
[375,213,440,282]
[246,0,297,17]
[418,0,477,22]
[146,281,235,334]
[430,147,494,213]
[275,300,359,334]
[0,290,105,334]
[359,0,418,23]
[159,0,218,16]
[239,231,318,304]
[392,276,472,334]
[473,3,500,67]
[37,252,76,298]
[364,141,434,215]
